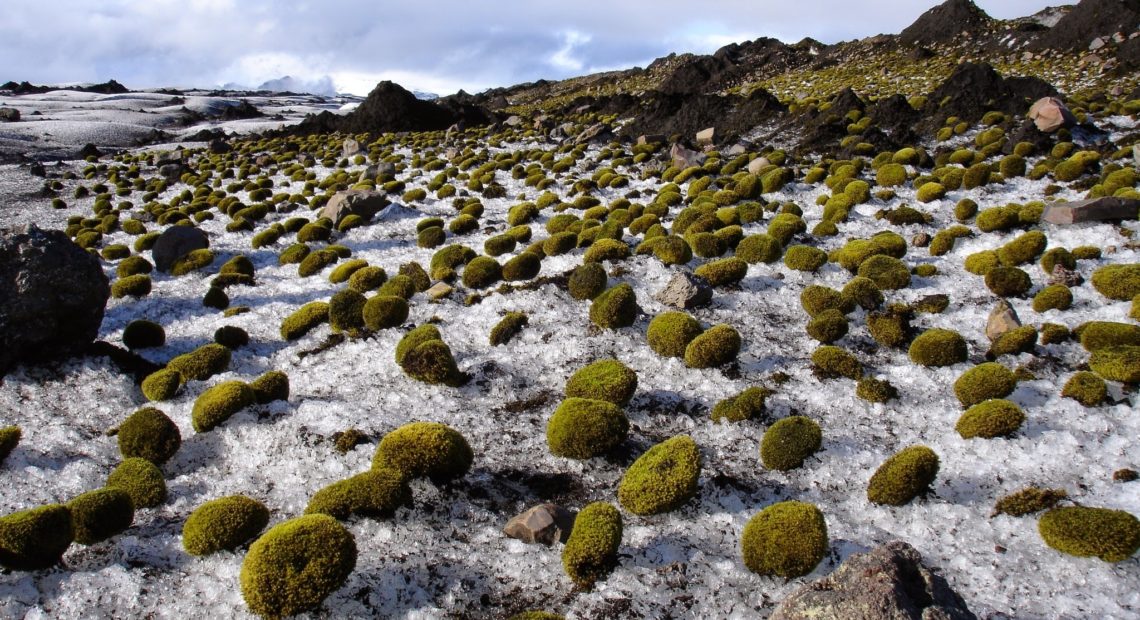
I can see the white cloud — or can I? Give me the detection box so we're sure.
[548,30,592,73]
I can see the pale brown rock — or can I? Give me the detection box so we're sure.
[503,503,575,546]
[320,190,389,226]
[1042,197,1140,225]
[1028,97,1076,133]
[986,300,1021,342]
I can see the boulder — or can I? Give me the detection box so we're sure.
[0,225,110,375]
[0,107,20,122]
[151,226,209,273]
[986,299,1021,342]
[503,503,576,546]
[695,127,716,147]
[654,271,713,310]
[1028,97,1076,133]
[747,157,771,175]
[637,134,666,145]
[158,163,187,181]
[341,138,361,158]
[425,282,454,301]
[208,138,231,154]
[1048,264,1084,287]
[670,143,707,170]
[1042,197,1140,225]
[771,540,975,620]
[320,190,389,226]
[573,123,612,145]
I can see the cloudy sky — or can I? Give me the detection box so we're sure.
[4,0,1059,96]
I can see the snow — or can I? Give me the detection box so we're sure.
[0,110,1139,619]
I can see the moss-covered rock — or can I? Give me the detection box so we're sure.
[1038,506,1140,562]
[1078,321,1140,352]
[695,257,748,286]
[249,370,289,404]
[348,266,387,293]
[801,285,854,318]
[710,387,769,423]
[993,487,1067,517]
[811,346,862,379]
[653,235,693,265]
[503,252,542,281]
[306,469,411,520]
[462,256,502,289]
[489,312,528,346]
[1090,264,1140,301]
[867,445,939,506]
[183,495,270,556]
[806,309,849,344]
[168,343,231,382]
[1032,284,1073,312]
[562,502,622,588]
[684,324,741,369]
[589,283,639,329]
[191,381,255,432]
[908,329,967,367]
[953,363,1016,408]
[122,320,165,350]
[735,234,783,264]
[240,514,357,619]
[0,504,73,570]
[565,359,638,406]
[956,399,1025,439]
[118,407,181,464]
[997,231,1047,267]
[141,368,182,401]
[111,274,152,299]
[372,421,472,483]
[989,325,1038,357]
[647,312,703,358]
[399,335,464,386]
[328,288,367,335]
[856,376,899,403]
[842,276,883,310]
[0,426,19,465]
[67,487,134,545]
[1089,345,1140,383]
[1061,371,1107,406]
[741,500,828,578]
[761,416,822,471]
[857,255,911,290]
[567,262,607,300]
[106,457,166,508]
[784,245,828,272]
[280,301,329,340]
[361,295,408,332]
[546,398,629,459]
[618,435,701,515]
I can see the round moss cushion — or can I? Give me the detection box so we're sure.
[371,422,473,484]
[741,500,828,578]
[617,435,701,515]
[1038,506,1140,562]
[183,495,270,556]
[564,359,638,407]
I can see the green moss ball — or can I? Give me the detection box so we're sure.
[867,445,939,506]
[1038,506,1140,562]
[1032,284,1073,312]
[956,399,1026,439]
[503,252,542,281]
[1062,371,1107,406]
[462,256,502,289]
[562,502,622,588]
[811,346,862,380]
[141,368,183,402]
[710,387,769,423]
[116,255,153,278]
[908,329,967,367]
[111,274,152,299]
[546,398,629,459]
[953,363,1016,408]
[842,276,883,310]
[399,338,463,386]
[183,495,270,556]
[191,381,255,433]
[106,457,167,509]
[170,249,215,276]
[362,295,409,331]
[489,312,528,346]
[806,309,849,344]
[567,263,608,300]
[801,285,853,318]
[761,416,822,471]
[1089,345,1140,383]
[168,343,231,382]
[328,289,367,335]
[735,234,783,264]
[653,235,693,265]
[305,469,411,520]
[985,266,1032,298]
[695,257,748,287]
[565,359,638,406]
[280,301,329,340]
[857,255,911,290]
[1078,321,1140,352]
[372,422,473,484]
[684,324,742,369]
[647,312,704,358]
[1091,264,1140,301]
[584,238,630,263]
[67,487,134,545]
[784,245,828,272]
[123,320,165,349]
[376,274,416,300]
[240,514,357,619]
[618,435,701,515]
[348,266,388,293]
[0,504,73,570]
[988,325,1038,357]
[118,407,181,464]
[741,500,828,578]
[856,376,899,402]
[589,283,639,329]
[0,425,19,465]
[249,370,290,404]
[997,231,1047,267]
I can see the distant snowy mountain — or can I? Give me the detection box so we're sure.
[412,90,439,101]
[220,75,337,96]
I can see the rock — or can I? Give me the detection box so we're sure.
[637,134,666,145]
[374,203,419,222]
[1133,144,1139,169]
[376,162,397,178]
[670,143,707,170]
[747,157,771,174]
[771,540,975,620]
[1090,37,1106,51]
[158,163,187,181]
[0,225,110,375]
[727,144,748,156]
[1028,97,1076,133]
[78,143,102,159]
[912,233,931,248]
[425,282,454,300]
[358,165,378,182]
[695,127,716,147]
[1048,264,1084,287]
[0,107,20,122]
[655,272,713,310]
[320,190,389,226]
[1042,197,1140,225]
[341,138,361,158]
[504,115,523,127]
[254,155,272,167]
[573,123,612,145]
[28,162,45,178]
[208,138,231,154]
[503,503,575,546]
[151,226,209,273]
[986,300,1021,342]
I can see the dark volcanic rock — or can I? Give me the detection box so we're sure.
[151,226,209,273]
[922,62,1057,130]
[0,225,110,375]
[771,540,976,620]
[900,0,994,46]
[216,100,263,121]
[1029,0,1140,53]
[620,88,785,145]
[290,81,494,136]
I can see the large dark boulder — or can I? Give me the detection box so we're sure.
[287,81,494,137]
[0,225,110,375]
[921,62,1057,131]
[151,226,209,273]
[900,0,994,46]
[1029,0,1140,53]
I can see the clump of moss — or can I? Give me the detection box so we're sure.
[0,425,19,465]
[997,231,1047,267]
[168,343,231,382]
[954,363,1016,408]
[141,368,182,401]
[565,359,638,406]
[857,255,911,290]
[170,249,215,276]
[908,328,967,367]
[67,487,134,545]
[784,245,828,272]
[240,514,358,619]
[811,346,862,380]
[111,274,152,299]
[562,502,622,588]
[589,283,639,329]
[761,416,822,471]
[618,435,701,515]
[867,445,939,506]
[989,325,1038,357]
[372,421,472,483]
[695,257,748,286]
[1038,506,1140,562]
[806,309,849,344]
[1032,284,1072,312]
[118,407,181,464]
[486,312,526,346]
[867,305,913,349]
[710,387,769,423]
[1091,264,1140,301]
[397,329,464,386]
[1078,321,1140,352]
[1060,371,1106,407]
[964,250,1000,276]
[956,399,1025,439]
[116,255,153,278]
[0,504,73,569]
[461,256,502,289]
[1089,345,1140,383]
[741,500,828,579]
[183,495,270,555]
[358,295,406,332]
[647,312,703,358]
[213,325,248,349]
[583,239,630,264]
[546,397,629,459]
[376,274,416,300]
[566,263,607,301]
[122,320,165,350]
[280,301,329,340]
[306,469,411,520]
[916,182,946,203]
[249,370,289,404]
[191,380,255,432]
[993,487,1067,517]
[106,457,166,508]
[653,235,693,265]
[801,285,853,318]
[856,376,898,403]
[735,234,783,264]
[1040,323,1071,345]
[684,324,741,369]
[503,252,542,281]
[842,276,883,310]
[508,612,563,620]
